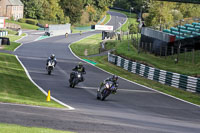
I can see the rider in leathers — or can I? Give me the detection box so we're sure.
[46,54,57,68]
[69,62,86,84]
[99,75,119,94]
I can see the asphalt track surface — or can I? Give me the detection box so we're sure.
[0,11,200,133]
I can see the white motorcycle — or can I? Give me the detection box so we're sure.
[47,60,55,75]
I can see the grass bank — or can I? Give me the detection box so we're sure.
[70,34,200,105]
[106,40,200,76]
[0,123,74,133]
[0,53,64,108]
[70,34,102,56]
[6,20,39,30]
[1,33,26,51]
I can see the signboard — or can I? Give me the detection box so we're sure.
[0,19,5,28]
[94,25,113,31]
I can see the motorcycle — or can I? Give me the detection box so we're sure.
[69,71,83,88]
[97,81,116,101]
[47,60,55,75]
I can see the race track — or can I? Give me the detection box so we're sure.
[0,11,200,133]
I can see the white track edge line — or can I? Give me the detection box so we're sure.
[0,102,72,111]
[15,33,28,42]
[15,55,75,110]
[68,12,200,108]
[69,44,200,108]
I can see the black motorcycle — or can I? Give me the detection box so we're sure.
[69,71,83,88]
[97,81,116,101]
[47,60,55,75]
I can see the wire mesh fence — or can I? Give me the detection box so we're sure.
[137,41,200,64]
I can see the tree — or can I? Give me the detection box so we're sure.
[145,1,174,27]
[60,0,84,24]
[21,0,44,19]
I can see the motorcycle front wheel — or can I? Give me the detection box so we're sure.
[48,70,51,75]
[101,89,110,101]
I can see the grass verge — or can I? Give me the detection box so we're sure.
[0,123,74,133]
[0,53,64,108]
[106,40,200,76]
[2,33,26,51]
[70,34,200,105]
[101,14,111,25]
[6,20,39,30]
[70,34,102,56]
[110,9,138,32]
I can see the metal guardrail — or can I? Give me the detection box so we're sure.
[108,53,200,93]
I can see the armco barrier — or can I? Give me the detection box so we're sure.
[108,53,200,93]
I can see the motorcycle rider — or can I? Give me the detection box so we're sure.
[46,54,57,68]
[99,75,119,94]
[69,62,86,84]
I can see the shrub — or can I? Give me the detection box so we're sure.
[18,18,26,23]
[26,19,38,25]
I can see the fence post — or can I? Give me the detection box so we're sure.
[171,46,174,59]
[184,48,187,63]
[160,46,162,57]
[165,46,167,59]
[192,49,195,64]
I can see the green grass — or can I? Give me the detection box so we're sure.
[70,34,200,105]
[110,9,138,32]
[0,53,64,108]
[106,40,200,76]
[2,33,26,51]
[0,123,74,133]
[6,20,39,30]
[70,34,102,56]
[2,42,21,51]
[101,14,111,25]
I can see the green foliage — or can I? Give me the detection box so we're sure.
[21,0,116,25]
[26,19,38,25]
[145,2,174,27]
[5,20,39,30]
[18,18,26,23]
[129,24,138,34]
[60,0,84,24]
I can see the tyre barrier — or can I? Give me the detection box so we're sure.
[108,53,200,93]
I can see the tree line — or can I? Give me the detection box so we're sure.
[21,0,115,25]
[114,0,200,27]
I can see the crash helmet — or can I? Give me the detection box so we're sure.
[78,62,83,67]
[50,54,55,59]
[112,75,118,81]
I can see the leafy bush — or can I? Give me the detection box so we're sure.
[18,18,26,23]
[26,19,38,25]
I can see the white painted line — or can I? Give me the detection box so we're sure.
[14,43,23,52]
[15,55,75,110]
[0,102,72,111]
[77,86,156,93]
[15,33,28,43]
[105,14,112,25]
